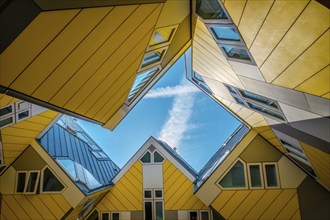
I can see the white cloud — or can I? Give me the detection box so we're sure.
[158,82,197,149]
[145,84,200,99]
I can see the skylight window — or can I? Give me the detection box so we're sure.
[211,26,241,42]
[149,27,176,48]
[127,67,159,103]
[240,90,278,109]
[141,48,166,69]
[196,0,228,20]
[221,46,251,61]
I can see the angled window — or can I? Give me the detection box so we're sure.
[240,90,278,109]
[155,201,164,220]
[75,163,102,189]
[247,102,286,122]
[196,0,228,20]
[263,163,279,188]
[16,171,40,194]
[0,104,13,117]
[16,172,27,193]
[225,84,237,94]
[42,167,65,192]
[234,97,245,106]
[92,150,108,160]
[219,159,247,189]
[210,25,243,45]
[154,151,165,163]
[221,46,252,61]
[141,151,152,164]
[193,72,213,95]
[101,212,110,220]
[247,164,263,189]
[25,171,40,193]
[86,209,99,220]
[141,48,166,69]
[128,67,159,103]
[149,26,176,49]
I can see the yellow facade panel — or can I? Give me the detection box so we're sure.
[229,102,243,113]
[238,1,274,48]
[237,107,254,119]
[10,8,111,95]
[163,164,176,183]
[163,159,171,172]
[110,186,137,210]
[0,95,18,106]
[221,190,251,219]
[322,92,330,99]
[14,195,43,219]
[29,195,56,219]
[224,0,246,26]
[2,134,34,145]
[39,194,66,219]
[261,1,329,83]
[165,178,191,209]
[273,30,329,88]
[1,199,18,219]
[0,10,79,87]
[164,169,182,191]
[211,191,236,212]
[245,112,265,127]
[244,189,282,219]
[99,93,128,123]
[119,176,143,205]
[1,127,40,138]
[295,65,330,97]
[275,193,300,219]
[260,189,296,219]
[260,128,276,140]
[99,197,118,211]
[3,196,29,219]
[48,5,138,107]
[229,190,266,220]
[250,1,308,66]
[300,142,330,188]
[267,137,282,148]
[50,194,72,213]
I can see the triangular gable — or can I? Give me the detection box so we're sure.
[112,136,197,184]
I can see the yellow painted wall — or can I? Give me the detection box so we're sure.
[163,160,208,210]
[97,161,143,211]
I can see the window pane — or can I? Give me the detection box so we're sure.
[144,190,152,198]
[222,46,251,61]
[155,190,163,198]
[240,90,278,109]
[18,110,29,120]
[225,85,237,94]
[128,68,159,102]
[193,72,213,95]
[189,211,198,220]
[86,210,99,220]
[141,152,151,163]
[17,172,26,193]
[247,102,285,121]
[0,117,13,128]
[219,160,246,188]
[101,213,110,220]
[212,27,240,41]
[149,28,175,47]
[201,211,210,220]
[26,172,39,192]
[154,151,164,163]
[249,165,262,188]
[58,159,76,179]
[112,213,119,220]
[265,164,278,187]
[234,97,245,106]
[155,202,163,220]
[42,167,64,192]
[142,51,163,68]
[196,0,228,19]
[0,105,12,117]
[145,202,153,220]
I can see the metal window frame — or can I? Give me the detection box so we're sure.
[208,24,244,45]
[147,24,178,52]
[194,0,233,24]
[24,170,41,194]
[139,46,168,72]
[15,171,28,194]
[217,158,248,190]
[219,44,256,65]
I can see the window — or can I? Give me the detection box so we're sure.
[189,211,198,220]
[141,48,166,69]
[247,164,263,188]
[247,102,286,121]
[0,104,13,117]
[149,26,176,48]
[16,171,40,194]
[264,163,279,188]
[42,167,65,192]
[17,110,30,121]
[200,211,210,220]
[196,0,228,20]
[112,213,120,220]
[127,67,159,103]
[0,101,33,129]
[219,160,247,189]
[211,26,241,43]
[86,209,99,220]
[141,151,152,163]
[193,72,213,95]
[16,101,30,111]
[144,190,153,199]
[155,201,164,220]
[0,116,14,129]
[140,150,165,164]
[154,151,164,163]
[144,201,153,220]
[240,90,278,109]
[154,189,163,199]
[101,212,110,220]
[221,46,251,61]
[92,150,108,160]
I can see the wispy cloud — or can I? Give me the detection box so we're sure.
[158,81,198,149]
[145,84,200,99]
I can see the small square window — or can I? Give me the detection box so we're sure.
[101,212,110,220]
[0,105,13,117]
[112,213,120,220]
[16,101,30,111]
[144,190,152,199]
[154,189,163,198]
[189,211,198,220]
[141,48,166,69]
[196,0,228,20]
[0,116,14,129]
[201,211,210,220]
[17,110,30,121]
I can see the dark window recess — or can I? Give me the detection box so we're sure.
[18,110,29,120]
[141,152,151,163]
[240,90,278,109]
[155,201,163,220]
[265,164,278,187]
[112,213,120,220]
[234,97,245,106]
[249,165,262,187]
[247,102,285,121]
[42,168,64,192]
[17,172,26,192]
[144,190,152,198]
[155,190,163,198]
[26,172,38,192]
[201,211,210,220]
[0,106,12,116]
[196,0,228,19]
[190,211,198,220]
[101,213,110,220]
[222,46,251,61]
[219,160,246,188]
[0,117,13,128]
[145,202,153,220]
[86,209,99,220]
[154,151,164,163]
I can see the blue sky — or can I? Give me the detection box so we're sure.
[78,55,241,172]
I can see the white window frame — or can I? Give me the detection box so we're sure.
[15,171,28,194]
[153,150,165,164]
[40,166,66,194]
[111,212,120,220]
[188,210,199,220]
[247,163,264,189]
[0,114,15,129]
[24,170,40,194]
[207,24,244,45]
[140,150,152,164]
[153,189,163,199]
[263,162,280,189]
[200,210,211,220]
[143,200,153,220]
[154,200,165,220]
[144,189,153,199]
[217,158,248,190]
[139,46,168,72]
[16,109,31,123]
[100,212,110,220]
[0,103,14,118]
[15,101,30,112]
